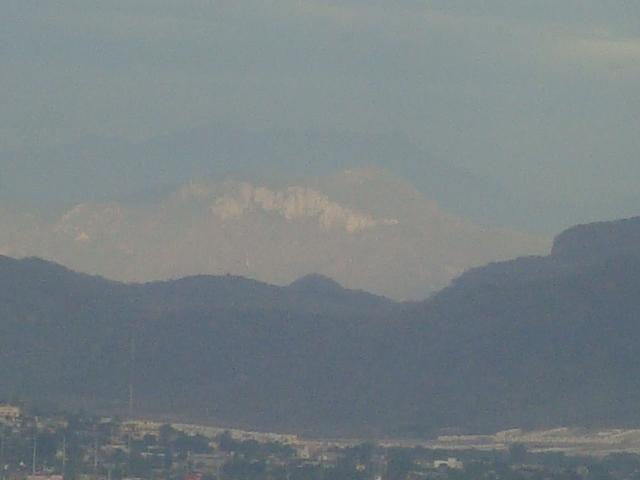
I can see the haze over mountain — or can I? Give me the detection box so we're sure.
[1,215,640,436]
[0,127,546,231]
[0,167,547,300]
[4,3,640,234]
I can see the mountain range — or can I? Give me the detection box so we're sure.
[0,167,547,300]
[0,127,535,229]
[1,215,640,436]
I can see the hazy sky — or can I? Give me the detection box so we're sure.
[2,1,639,231]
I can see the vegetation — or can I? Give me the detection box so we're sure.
[4,408,640,480]
[1,217,640,434]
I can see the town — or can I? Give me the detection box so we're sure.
[2,404,640,480]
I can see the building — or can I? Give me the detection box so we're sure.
[27,475,63,480]
[0,404,21,425]
[433,458,463,470]
[121,420,162,441]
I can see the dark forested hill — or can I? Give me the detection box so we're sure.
[396,216,640,433]
[0,255,395,434]
[2,216,640,436]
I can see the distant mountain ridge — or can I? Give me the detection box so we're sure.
[552,216,640,261]
[0,127,518,228]
[288,274,347,294]
[2,215,640,436]
[0,168,547,300]
[445,215,640,292]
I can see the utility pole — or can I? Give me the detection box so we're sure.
[129,328,136,420]
[127,326,136,476]
[32,434,37,475]
[93,427,98,474]
[62,435,66,477]
[0,430,4,480]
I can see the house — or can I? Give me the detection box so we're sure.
[433,458,463,470]
[121,420,162,441]
[0,405,21,425]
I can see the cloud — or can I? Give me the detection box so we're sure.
[286,0,640,76]
[555,36,640,68]
[1,0,639,232]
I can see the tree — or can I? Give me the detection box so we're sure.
[386,449,414,480]
[509,443,527,464]
[159,424,177,447]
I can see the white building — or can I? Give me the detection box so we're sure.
[433,458,463,470]
[0,404,21,425]
[121,420,162,440]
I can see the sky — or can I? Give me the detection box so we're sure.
[1,1,640,233]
